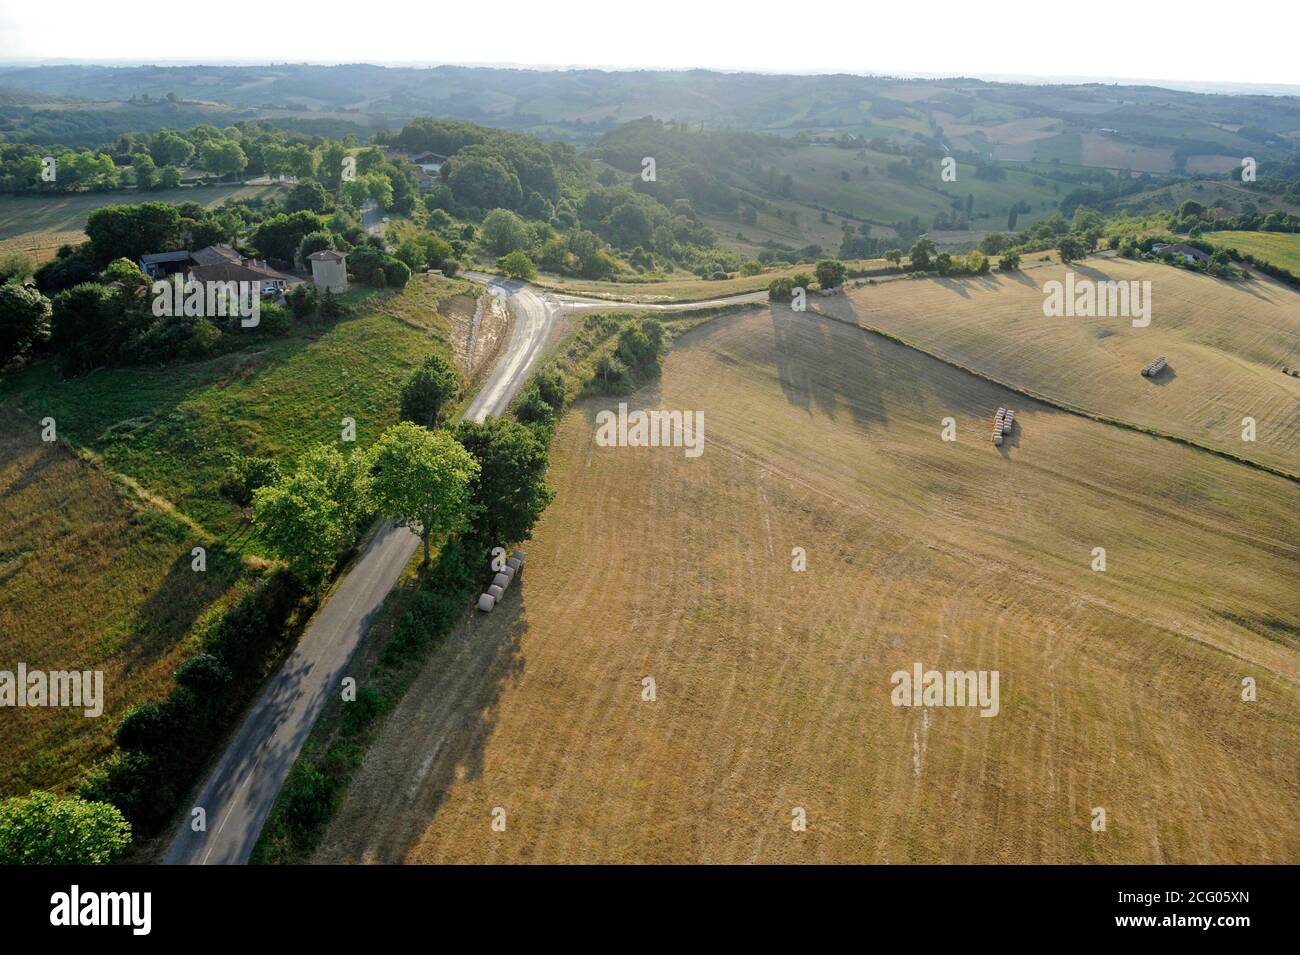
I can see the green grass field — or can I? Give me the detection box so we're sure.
[0,277,466,547]
[1208,231,1300,274]
[0,276,471,795]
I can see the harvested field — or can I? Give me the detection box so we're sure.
[315,305,1300,864]
[0,408,245,794]
[829,260,1300,474]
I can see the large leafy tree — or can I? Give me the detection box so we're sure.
[85,202,184,266]
[253,445,371,586]
[447,150,523,211]
[0,283,52,367]
[498,250,537,281]
[482,208,530,255]
[369,422,479,565]
[814,258,847,288]
[454,416,554,549]
[908,238,937,272]
[198,139,249,178]
[400,353,463,428]
[0,791,131,864]
[251,211,328,265]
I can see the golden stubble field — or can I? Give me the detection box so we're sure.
[317,303,1299,864]
[831,259,1300,475]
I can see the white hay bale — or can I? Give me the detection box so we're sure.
[506,556,523,573]
[488,584,504,600]
[993,434,1003,446]
[492,573,510,589]
[501,564,516,581]
[477,593,496,612]
[511,550,526,563]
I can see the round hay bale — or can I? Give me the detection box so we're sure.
[511,550,526,563]
[488,584,504,600]
[477,593,496,612]
[501,564,516,581]
[492,573,510,589]
[993,434,1003,446]
[506,556,523,572]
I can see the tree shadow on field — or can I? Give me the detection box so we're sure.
[377,588,527,863]
[119,542,244,679]
[1003,269,1040,290]
[769,303,889,429]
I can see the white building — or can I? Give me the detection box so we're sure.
[308,250,348,293]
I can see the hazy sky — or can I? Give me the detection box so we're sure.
[1,0,1296,88]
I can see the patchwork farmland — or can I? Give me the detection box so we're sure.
[824,261,1300,475]
[314,303,1300,864]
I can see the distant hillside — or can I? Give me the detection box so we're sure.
[2,64,1298,169]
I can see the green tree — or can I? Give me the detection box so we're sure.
[498,250,537,280]
[0,251,36,284]
[251,211,328,265]
[150,129,195,167]
[85,202,184,266]
[998,249,1021,271]
[814,258,847,289]
[399,353,463,428]
[884,249,902,269]
[368,422,480,566]
[0,283,52,367]
[908,238,937,271]
[253,446,371,586]
[286,180,332,214]
[1057,235,1087,263]
[454,417,554,547]
[0,791,131,864]
[156,165,182,190]
[482,208,530,255]
[198,140,248,179]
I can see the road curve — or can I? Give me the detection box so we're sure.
[165,274,559,865]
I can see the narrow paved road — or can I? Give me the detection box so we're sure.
[167,257,1106,862]
[166,275,559,865]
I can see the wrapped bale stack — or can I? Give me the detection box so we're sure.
[1141,356,1167,377]
[478,550,527,612]
[993,407,1006,446]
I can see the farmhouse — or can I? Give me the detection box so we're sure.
[140,244,297,292]
[1152,243,1210,265]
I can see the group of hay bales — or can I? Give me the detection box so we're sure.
[993,405,1013,446]
[1282,366,1300,378]
[478,550,526,612]
[992,407,1015,447]
[1141,356,1167,377]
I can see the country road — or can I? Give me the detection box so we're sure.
[165,268,871,864]
[165,274,559,865]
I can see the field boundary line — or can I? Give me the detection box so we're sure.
[806,305,1300,486]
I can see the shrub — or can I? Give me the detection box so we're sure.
[183,317,222,359]
[384,259,411,289]
[533,363,567,410]
[514,387,556,430]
